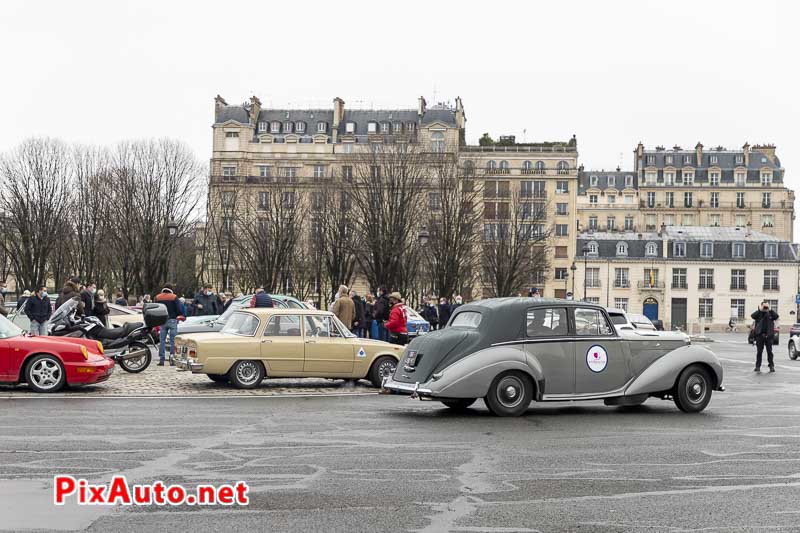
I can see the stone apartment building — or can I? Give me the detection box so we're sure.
[572,226,799,332]
[208,95,577,298]
[577,143,794,242]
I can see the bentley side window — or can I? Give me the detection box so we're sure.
[526,308,568,337]
[450,311,482,328]
[574,308,614,336]
[264,315,302,337]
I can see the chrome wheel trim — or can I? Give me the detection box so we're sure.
[235,361,260,385]
[30,358,62,390]
[495,375,525,409]
[685,373,708,405]
[378,359,396,378]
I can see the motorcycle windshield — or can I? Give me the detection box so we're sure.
[50,298,78,325]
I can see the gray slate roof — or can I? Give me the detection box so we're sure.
[639,147,783,183]
[579,170,638,193]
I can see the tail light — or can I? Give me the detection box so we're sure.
[153,326,161,336]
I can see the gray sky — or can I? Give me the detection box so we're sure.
[2,0,798,230]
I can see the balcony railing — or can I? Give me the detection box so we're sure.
[637,281,665,289]
[461,144,577,153]
[484,168,510,175]
[672,282,688,290]
[613,281,630,288]
[638,200,790,210]
[763,284,780,291]
[730,284,747,291]
[698,283,715,290]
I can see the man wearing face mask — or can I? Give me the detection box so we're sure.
[193,284,219,316]
[80,282,97,318]
[0,282,8,317]
[28,286,52,336]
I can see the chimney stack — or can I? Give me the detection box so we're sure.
[333,97,345,128]
[454,96,465,129]
[695,142,703,165]
[248,95,262,127]
[214,95,228,123]
[418,96,427,117]
[742,142,750,167]
[633,142,644,171]
[746,221,752,237]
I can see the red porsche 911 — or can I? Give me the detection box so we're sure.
[0,315,114,392]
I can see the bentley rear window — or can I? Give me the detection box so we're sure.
[526,308,567,337]
[450,311,482,328]
[575,308,614,336]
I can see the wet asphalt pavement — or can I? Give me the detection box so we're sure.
[1,334,799,532]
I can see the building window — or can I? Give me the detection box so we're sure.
[555,267,568,280]
[588,216,598,230]
[762,244,778,261]
[645,214,657,231]
[586,268,600,288]
[607,175,615,187]
[699,268,714,289]
[614,298,629,312]
[710,192,719,208]
[665,155,673,165]
[665,191,674,208]
[709,172,719,186]
[684,172,694,185]
[684,192,693,208]
[647,192,655,208]
[698,298,714,319]
[557,161,569,174]
[295,122,306,133]
[710,155,718,164]
[486,160,497,171]
[765,299,778,311]
[614,268,630,288]
[643,268,659,288]
[700,242,713,258]
[281,192,295,209]
[624,216,634,231]
[710,214,721,226]
[406,122,416,133]
[624,195,634,204]
[735,154,744,165]
[663,214,674,226]
[646,155,655,165]
[761,171,772,185]
[317,122,327,133]
[672,268,687,289]
[313,165,325,179]
[370,166,381,180]
[736,192,745,208]
[430,131,445,152]
[606,195,616,204]
[258,192,269,210]
[589,195,598,205]
[674,241,686,258]
[762,192,771,208]
[735,172,746,186]
[283,122,293,133]
[258,166,271,178]
[222,166,236,178]
[585,297,600,304]
[342,165,353,182]
[589,175,598,187]
[645,172,656,185]
[733,242,745,258]
[428,192,441,210]
[270,121,281,133]
[731,299,745,320]
[556,203,568,216]
[381,122,390,134]
[556,180,568,193]
[625,175,633,187]
[587,241,598,255]
[607,216,616,230]
[499,160,510,171]
[345,122,356,134]
[258,122,267,132]
[764,269,779,290]
[556,224,568,237]
[731,269,746,290]
[225,131,239,138]
[762,214,774,228]
[684,155,692,165]
[616,242,627,256]
[645,242,658,257]
[681,214,695,226]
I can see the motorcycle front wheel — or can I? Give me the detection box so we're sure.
[118,341,152,373]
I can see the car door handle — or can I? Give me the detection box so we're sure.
[261,339,272,343]
[305,339,316,344]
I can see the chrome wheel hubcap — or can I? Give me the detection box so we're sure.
[686,374,707,405]
[30,359,62,390]
[379,361,396,377]
[236,362,260,384]
[496,376,524,408]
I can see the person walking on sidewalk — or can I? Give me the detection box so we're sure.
[155,285,186,366]
[751,301,778,372]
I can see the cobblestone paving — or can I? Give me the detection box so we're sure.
[0,356,377,397]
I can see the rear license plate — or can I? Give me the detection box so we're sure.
[405,351,418,366]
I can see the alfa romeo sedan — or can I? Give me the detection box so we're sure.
[174,308,404,388]
[383,298,724,417]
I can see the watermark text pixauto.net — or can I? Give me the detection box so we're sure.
[54,475,249,506]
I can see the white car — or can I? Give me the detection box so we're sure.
[606,308,686,340]
[788,334,799,360]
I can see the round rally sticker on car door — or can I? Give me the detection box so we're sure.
[586,345,608,373]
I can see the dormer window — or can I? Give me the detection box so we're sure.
[674,241,686,258]
[607,175,615,187]
[258,122,267,132]
[616,242,628,257]
[735,155,743,165]
[710,155,718,165]
[381,122,390,134]
[225,131,239,138]
[270,121,281,133]
[625,175,633,187]
[345,122,355,134]
[283,122,293,133]
[646,155,655,165]
[406,122,416,133]
[367,122,378,134]
[295,122,306,133]
[700,242,713,258]
[393,122,402,133]
[765,243,778,259]
[665,155,673,165]
[317,122,327,133]
[761,171,772,185]
[684,155,692,164]
[733,242,745,258]
[589,175,598,187]
[587,242,599,256]
[645,242,658,257]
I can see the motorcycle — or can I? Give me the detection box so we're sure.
[48,298,168,373]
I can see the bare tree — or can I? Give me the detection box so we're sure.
[422,155,481,300]
[482,189,551,297]
[202,185,240,292]
[345,143,428,292]
[72,145,111,286]
[234,185,304,293]
[0,138,74,290]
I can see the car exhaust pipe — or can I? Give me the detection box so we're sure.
[116,347,149,361]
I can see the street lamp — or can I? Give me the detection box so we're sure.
[581,246,590,302]
[418,227,430,300]
[570,261,577,298]
[166,220,178,286]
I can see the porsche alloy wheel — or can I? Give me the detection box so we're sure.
[674,364,712,413]
[228,360,264,389]
[26,355,66,393]
[484,371,533,417]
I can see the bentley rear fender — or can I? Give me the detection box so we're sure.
[624,345,723,396]
[427,345,540,399]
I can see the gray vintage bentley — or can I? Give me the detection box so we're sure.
[383,298,724,417]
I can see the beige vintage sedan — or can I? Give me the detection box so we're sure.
[173,308,404,388]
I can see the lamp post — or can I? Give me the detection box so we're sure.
[570,261,577,299]
[166,220,178,288]
[418,227,430,303]
[581,246,590,302]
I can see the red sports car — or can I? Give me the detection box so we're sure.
[0,316,114,392]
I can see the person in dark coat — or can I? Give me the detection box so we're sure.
[438,297,452,328]
[751,301,779,372]
[80,282,96,317]
[250,287,274,308]
[364,294,375,339]
[27,286,52,336]
[155,285,187,366]
[17,290,31,311]
[93,289,110,327]
[114,292,128,306]
[55,277,81,310]
[193,285,220,316]
[350,290,367,338]
[373,286,391,342]
[421,296,439,331]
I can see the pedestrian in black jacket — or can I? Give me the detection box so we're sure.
[93,290,110,327]
[350,291,366,338]
[80,282,96,318]
[364,294,375,339]
[27,286,52,336]
[751,301,779,372]
[373,287,391,341]
[438,297,452,328]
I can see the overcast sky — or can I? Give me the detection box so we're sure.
[2,0,798,230]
